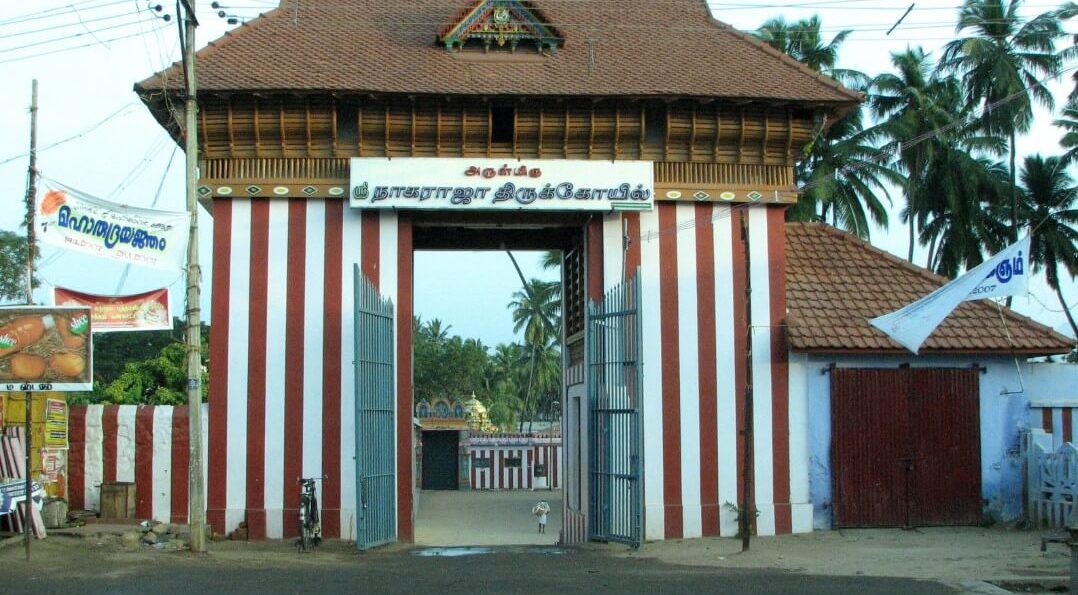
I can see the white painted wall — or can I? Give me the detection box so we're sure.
[791,353,1078,529]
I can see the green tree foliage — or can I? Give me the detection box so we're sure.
[412,317,490,405]
[755,17,898,239]
[0,230,36,303]
[940,0,1068,243]
[1014,154,1078,338]
[69,318,209,405]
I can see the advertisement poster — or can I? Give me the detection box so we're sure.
[35,183,190,271]
[0,307,93,392]
[54,287,171,332]
[44,399,68,447]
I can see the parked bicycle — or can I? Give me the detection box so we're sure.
[297,476,326,552]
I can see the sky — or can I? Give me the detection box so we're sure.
[0,0,1075,349]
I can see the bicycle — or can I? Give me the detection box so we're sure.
[297,476,325,552]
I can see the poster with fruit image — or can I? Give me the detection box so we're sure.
[0,307,92,391]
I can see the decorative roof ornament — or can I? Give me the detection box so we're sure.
[439,0,563,54]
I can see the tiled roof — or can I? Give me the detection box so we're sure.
[135,0,860,104]
[785,222,1074,355]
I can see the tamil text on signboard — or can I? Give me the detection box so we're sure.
[350,158,653,211]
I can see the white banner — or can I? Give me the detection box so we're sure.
[35,184,190,271]
[868,236,1030,354]
[350,158,653,211]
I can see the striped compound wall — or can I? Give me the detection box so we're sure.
[1033,404,1078,448]
[67,404,207,524]
[207,199,800,542]
[467,441,561,491]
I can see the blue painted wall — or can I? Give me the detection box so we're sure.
[790,354,1077,530]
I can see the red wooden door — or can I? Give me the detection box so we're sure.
[907,368,982,526]
[830,367,981,528]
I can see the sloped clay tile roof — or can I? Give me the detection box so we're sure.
[785,222,1074,355]
[136,0,860,104]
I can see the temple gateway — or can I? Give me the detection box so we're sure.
[138,0,870,547]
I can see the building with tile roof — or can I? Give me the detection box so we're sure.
[784,223,1075,529]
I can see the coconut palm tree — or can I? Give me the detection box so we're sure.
[755,15,850,74]
[939,0,1067,244]
[756,16,898,239]
[1015,155,1078,339]
[871,47,967,261]
[790,100,900,239]
[1055,95,1078,167]
[920,153,1011,277]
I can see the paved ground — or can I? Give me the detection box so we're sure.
[415,489,562,546]
[1,537,962,595]
[627,526,1070,584]
[1,489,1072,593]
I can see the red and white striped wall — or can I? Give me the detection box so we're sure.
[1032,403,1078,449]
[67,404,207,524]
[207,198,798,543]
[467,441,561,490]
[595,203,801,540]
[208,200,413,541]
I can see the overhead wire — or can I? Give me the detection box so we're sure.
[0,0,129,27]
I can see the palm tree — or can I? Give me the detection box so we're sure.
[939,0,1067,244]
[790,100,900,239]
[508,279,560,346]
[755,16,850,74]
[871,47,963,261]
[507,277,560,431]
[756,16,899,239]
[920,153,1011,277]
[1016,155,1078,339]
[1055,95,1078,167]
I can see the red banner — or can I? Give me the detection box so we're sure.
[53,287,171,332]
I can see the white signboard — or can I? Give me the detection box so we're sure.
[36,184,190,271]
[350,158,653,211]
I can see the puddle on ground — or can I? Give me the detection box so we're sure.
[413,547,494,557]
[412,546,567,557]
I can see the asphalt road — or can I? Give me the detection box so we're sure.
[3,542,962,595]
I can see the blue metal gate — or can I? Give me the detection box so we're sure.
[355,266,396,550]
[587,273,643,547]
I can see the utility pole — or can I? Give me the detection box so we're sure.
[23,79,38,563]
[178,0,206,553]
[739,209,754,553]
[24,79,38,303]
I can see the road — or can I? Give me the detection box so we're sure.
[1,539,964,594]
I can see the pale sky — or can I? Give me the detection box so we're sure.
[1,0,1075,347]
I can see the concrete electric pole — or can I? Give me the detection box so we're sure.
[178,0,206,553]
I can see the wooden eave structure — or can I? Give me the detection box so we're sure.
[134,0,862,208]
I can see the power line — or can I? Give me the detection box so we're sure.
[0,22,169,64]
[0,13,157,54]
[0,0,129,27]
[0,5,141,40]
[0,103,138,166]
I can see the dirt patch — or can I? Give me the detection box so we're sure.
[615,527,1070,583]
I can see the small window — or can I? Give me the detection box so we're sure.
[491,105,514,144]
[644,103,666,146]
[337,101,358,146]
[505,456,522,468]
